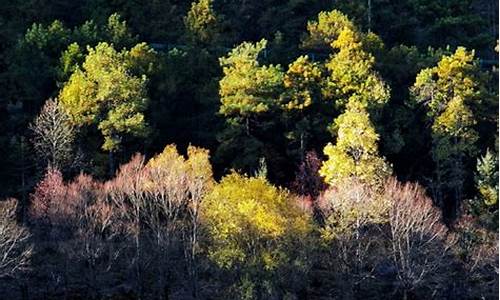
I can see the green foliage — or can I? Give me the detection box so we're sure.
[59,42,150,152]
[216,39,284,174]
[302,10,355,51]
[104,13,137,49]
[412,47,484,207]
[475,150,499,206]
[202,172,312,297]
[24,20,71,53]
[57,42,84,83]
[323,27,390,110]
[219,39,283,118]
[320,101,391,187]
[467,149,499,230]
[184,0,220,44]
[281,55,323,111]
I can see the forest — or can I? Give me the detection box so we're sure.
[0,0,498,299]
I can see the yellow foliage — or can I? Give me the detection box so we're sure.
[201,172,312,271]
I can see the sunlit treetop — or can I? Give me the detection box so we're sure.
[184,0,220,44]
[323,27,390,110]
[59,42,150,152]
[320,101,391,188]
[219,39,283,118]
[412,47,482,119]
[201,172,311,270]
[281,55,323,111]
[302,10,355,50]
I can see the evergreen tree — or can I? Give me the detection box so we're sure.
[59,42,151,171]
[216,39,284,173]
[412,47,484,214]
[184,0,221,45]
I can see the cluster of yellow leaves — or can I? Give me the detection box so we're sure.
[145,144,214,194]
[413,47,479,118]
[301,10,355,50]
[282,55,322,110]
[324,27,390,109]
[201,172,311,270]
[319,101,391,187]
[412,47,482,183]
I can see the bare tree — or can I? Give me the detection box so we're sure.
[66,174,124,299]
[143,146,188,298]
[317,178,389,297]
[0,198,32,278]
[30,98,77,171]
[383,178,453,299]
[453,215,499,299]
[183,146,214,298]
[106,154,147,298]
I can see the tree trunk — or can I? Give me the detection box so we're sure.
[245,117,250,136]
[108,151,115,177]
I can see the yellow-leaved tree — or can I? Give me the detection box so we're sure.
[319,101,391,187]
[411,47,485,213]
[201,172,312,298]
[314,11,391,188]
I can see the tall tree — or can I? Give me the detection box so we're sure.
[59,42,151,172]
[412,47,484,215]
[322,26,390,111]
[280,55,328,160]
[216,39,284,173]
[184,0,221,45]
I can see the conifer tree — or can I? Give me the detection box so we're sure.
[412,47,483,212]
[184,0,220,44]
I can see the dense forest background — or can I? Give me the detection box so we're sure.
[0,0,498,299]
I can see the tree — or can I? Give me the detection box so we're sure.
[467,149,499,229]
[219,39,283,133]
[216,39,284,173]
[184,0,220,44]
[142,145,192,297]
[412,47,483,214]
[59,42,150,171]
[280,55,328,160]
[183,145,214,298]
[323,26,390,111]
[63,174,122,299]
[0,199,32,279]
[104,13,138,50]
[383,178,453,298]
[301,10,355,51]
[57,43,85,84]
[29,167,68,230]
[7,19,71,112]
[319,101,391,188]
[317,178,389,297]
[201,172,312,298]
[106,144,214,298]
[105,154,147,297]
[29,98,77,171]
